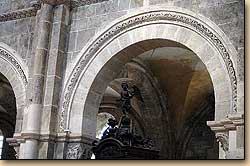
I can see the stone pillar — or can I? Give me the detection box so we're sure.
[208,113,244,159]
[226,114,244,159]
[20,3,53,159]
[39,3,70,159]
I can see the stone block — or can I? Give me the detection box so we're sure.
[118,0,130,10]
[96,0,118,15]
[14,18,30,34]
[10,0,25,10]
[41,105,58,134]
[76,29,95,51]
[76,4,95,18]
[17,33,29,59]
[70,101,85,116]
[237,47,244,81]
[44,76,62,106]
[47,49,65,77]
[85,90,103,108]
[37,22,52,49]
[15,119,23,133]
[76,18,88,31]
[82,117,97,137]
[83,103,98,120]
[0,0,11,13]
[130,0,144,8]
[205,2,240,25]
[87,15,101,29]
[67,32,77,52]
[54,142,66,159]
[69,114,83,134]
[50,23,68,51]
[40,4,53,22]
[104,11,127,26]
[53,4,69,25]
[0,21,14,37]
[106,38,122,56]
[33,48,47,75]
[70,19,78,32]
[149,0,164,5]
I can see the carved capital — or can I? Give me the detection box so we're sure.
[216,133,229,152]
[66,143,92,159]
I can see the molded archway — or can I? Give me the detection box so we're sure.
[0,42,28,133]
[60,6,238,136]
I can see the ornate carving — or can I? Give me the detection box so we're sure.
[0,48,28,86]
[66,144,83,159]
[60,10,237,131]
[216,133,229,152]
[0,0,108,22]
[66,144,91,159]
[71,0,109,8]
[0,2,41,22]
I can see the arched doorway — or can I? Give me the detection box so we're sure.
[82,40,218,158]
[0,43,28,159]
[61,7,238,159]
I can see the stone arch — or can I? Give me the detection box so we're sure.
[0,42,28,133]
[60,6,238,134]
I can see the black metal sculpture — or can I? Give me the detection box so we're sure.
[92,83,159,159]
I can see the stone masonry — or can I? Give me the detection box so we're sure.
[0,0,244,159]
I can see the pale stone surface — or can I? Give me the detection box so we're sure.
[0,0,244,160]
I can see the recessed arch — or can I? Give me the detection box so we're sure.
[60,6,238,133]
[0,42,28,133]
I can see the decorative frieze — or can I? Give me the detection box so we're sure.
[66,144,92,159]
[0,0,107,22]
[71,0,108,8]
[60,10,238,132]
[0,2,41,22]
[216,133,229,152]
[0,47,28,86]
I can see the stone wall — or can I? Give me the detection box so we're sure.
[0,17,36,66]
[65,0,244,82]
[0,0,34,12]
[0,0,244,159]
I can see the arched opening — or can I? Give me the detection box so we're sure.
[0,72,17,159]
[64,8,237,159]
[81,39,218,159]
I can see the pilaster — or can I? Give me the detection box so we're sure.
[19,2,53,159]
[39,3,70,159]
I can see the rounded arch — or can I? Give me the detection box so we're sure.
[60,6,238,132]
[0,42,28,133]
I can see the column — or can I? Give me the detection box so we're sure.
[19,3,53,159]
[39,3,70,159]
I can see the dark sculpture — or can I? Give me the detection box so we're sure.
[92,83,159,159]
[118,82,143,115]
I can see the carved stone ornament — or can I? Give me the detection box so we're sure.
[71,0,109,8]
[0,0,107,22]
[0,47,28,86]
[0,2,41,22]
[59,10,238,132]
[216,133,229,152]
[66,144,91,159]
